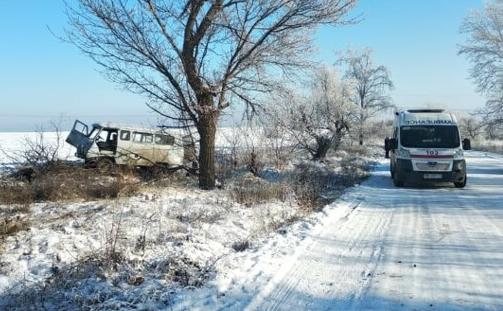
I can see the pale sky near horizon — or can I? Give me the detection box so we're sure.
[0,0,486,132]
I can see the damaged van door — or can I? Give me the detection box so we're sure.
[66,120,116,162]
[66,120,94,158]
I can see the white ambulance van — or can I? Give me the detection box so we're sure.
[385,109,471,188]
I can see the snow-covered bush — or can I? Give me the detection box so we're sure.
[471,137,503,153]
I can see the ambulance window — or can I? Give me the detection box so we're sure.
[120,130,130,141]
[400,125,460,148]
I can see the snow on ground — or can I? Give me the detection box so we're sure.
[3,150,500,310]
[0,129,375,309]
[0,131,76,169]
[179,151,503,310]
[7,129,500,310]
[0,185,304,309]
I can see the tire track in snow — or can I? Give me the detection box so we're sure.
[240,201,363,311]
[346,153,503,310]
[244,196,393,311]
[359,192,429,310]
[214,151,503,310]
[451,200,503,309]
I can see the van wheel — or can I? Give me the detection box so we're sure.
[393,172,404,187]
[454,175,467,188]
[97,158,115,174]
[84,159,97,169]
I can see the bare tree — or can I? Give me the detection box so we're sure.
[0,122,64,176]
[340,48,393,145]
[219,123,264,177]
[485,121,503,140]
[459,0,503,126]
[65,0,356,189]
[273,67,354,161]
[459,116,483,140]
[262,118,290,169]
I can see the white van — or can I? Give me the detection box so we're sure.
[66,120,186,170]
[384,109,471,188]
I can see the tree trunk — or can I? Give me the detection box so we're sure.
[313,137,331,161]
[197,113,218,190]
[332,134,343,152]
[359,112,364,146]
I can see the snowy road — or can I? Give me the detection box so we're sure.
[218,151,503,311]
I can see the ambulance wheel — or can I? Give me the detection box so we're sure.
[393,171,404,187]
[454,175,467,188]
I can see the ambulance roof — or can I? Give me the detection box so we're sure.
[396,109,457,126]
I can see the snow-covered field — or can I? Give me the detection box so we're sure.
[0,131,75,166]
[0,129,373,310]
[3,129,501,310]
[0,185,305,309]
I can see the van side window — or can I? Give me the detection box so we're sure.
[155,134,175,145]
[133,132,153,144]
[120,130,130,141]
[143,133,153,143]
[133,132,142,143]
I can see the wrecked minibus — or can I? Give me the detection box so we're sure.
[384,109,471,188]
[66,120,186,170]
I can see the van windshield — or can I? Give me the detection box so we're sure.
[400,125,460,148]
[88,127,101,139]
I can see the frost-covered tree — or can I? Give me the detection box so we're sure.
[459,0,503,126]
[484,121,503,140]
[65,0,356,189]
[340,49,394,145]
[273,67,355,161]
[459,116,483,140]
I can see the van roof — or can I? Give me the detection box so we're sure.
[396,109,457,126]
[92,122,181,135]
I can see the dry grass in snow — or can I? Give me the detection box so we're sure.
[0,127,379,310]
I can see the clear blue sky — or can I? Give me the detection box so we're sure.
[0,0,484,131]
